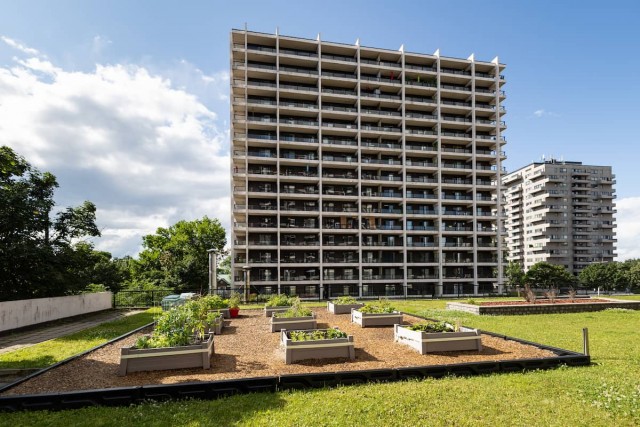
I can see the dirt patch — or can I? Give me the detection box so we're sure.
[3,309,555,396]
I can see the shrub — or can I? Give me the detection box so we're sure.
[273,298,312,318]
[200,295,229,310]
[265,294,294,307]
[289,328,347,341]
[333,295,358,304]
[134,299,211,349]
[407,321,455,333]
[358,299,396,314]
[227,292,241,308]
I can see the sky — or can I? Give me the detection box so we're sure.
[1,0,639,259]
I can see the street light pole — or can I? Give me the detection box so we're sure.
[242,265,251,303]
[207,249,218,296]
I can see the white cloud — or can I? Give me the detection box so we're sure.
[532,109,559,118]
[0,42,231,257]
[616,197,640,261]
[1,36,41,56]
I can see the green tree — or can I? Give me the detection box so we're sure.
[504,261,525,290]
[0,146,101,300]
[134,217,226,292]
[579,262,624,292]
[525,262,575,289]
[621,259,640,291]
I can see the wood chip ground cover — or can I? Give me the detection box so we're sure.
[3,309,554,396]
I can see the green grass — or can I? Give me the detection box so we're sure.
[2,301,640,426]
[0,308,160,369]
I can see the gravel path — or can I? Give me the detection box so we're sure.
[3,308,554,396]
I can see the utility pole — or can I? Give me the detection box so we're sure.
[208,249,218,295]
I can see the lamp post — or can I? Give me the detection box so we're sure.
[207,249,218,296]
[242,265,251,303]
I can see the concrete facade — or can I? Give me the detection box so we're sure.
[231,29,507,298]
[0,292,113,333]
[503,160,616,274]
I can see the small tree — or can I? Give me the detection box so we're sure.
[579,262,619,292]
[525,262,575,290]
[504,261,525,291]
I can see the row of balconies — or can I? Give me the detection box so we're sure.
[236,177,494,189]
[239,96,505,125]
[239,164,501,178]
[234,44,504,79]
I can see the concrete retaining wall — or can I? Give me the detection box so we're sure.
[446,299,640,315]
[0,292,113,332]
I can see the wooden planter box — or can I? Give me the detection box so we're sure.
[394,324,482,354]
[351,309,403,327]
[119,334,214,375]
[207,319,224,335]
[214,308,230,319]
[270,313,317,332]
[280,329,355,364]
[264,306,292,317]
[327,301,364,314]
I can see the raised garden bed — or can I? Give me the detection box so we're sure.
[327,301,364,315]
[351,309,403,327]
[207,319,224,335]
[118,334,213,375]
[270,313,317,333]
[447,298,640,315]
[264,306,292,317]
[394,323,482,354]
[281,328,355,364]
[215,308,230,319]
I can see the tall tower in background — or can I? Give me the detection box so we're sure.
[230,29,507,298]
[503,159,616,274]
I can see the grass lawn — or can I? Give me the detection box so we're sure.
[0,308,160,370]
[2,301,639,426]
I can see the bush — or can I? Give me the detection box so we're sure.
[289,328,347,341]
[358,299,396,314]
[332,295,358,304]
[273,298,312,318]
[199,295,229,310]
[265,294,294,307]
[134,299,210,349]
[407,321,454,333]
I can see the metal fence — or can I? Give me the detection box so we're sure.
[113,289,201,308]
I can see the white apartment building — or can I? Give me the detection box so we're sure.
[503,159,616,274]
[230,29,507,298]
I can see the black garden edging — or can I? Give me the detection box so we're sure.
[0,312,590,413]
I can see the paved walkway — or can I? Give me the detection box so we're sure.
[0,309,143,355]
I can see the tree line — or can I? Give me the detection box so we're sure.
[505,260,640,292]
[0,146,226,301]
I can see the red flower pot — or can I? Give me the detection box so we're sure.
[229,307,240,318]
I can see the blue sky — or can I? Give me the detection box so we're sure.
[1,0,639,258]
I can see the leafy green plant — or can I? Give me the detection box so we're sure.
[289,328,347,341]
[265,294,294,307]
[273,297,312,318]
[227,292,241,309]
[134,299,212,349]
[358,299,396,314]
[407,321,455,333]
[332,295,358,304]
[200,295,229,310]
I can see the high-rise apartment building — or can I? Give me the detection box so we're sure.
[503,160,616,274]
[230,29,507,298]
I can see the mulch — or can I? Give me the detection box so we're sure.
[3,308,555,396]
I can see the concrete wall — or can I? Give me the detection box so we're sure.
[0,292,113,333]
